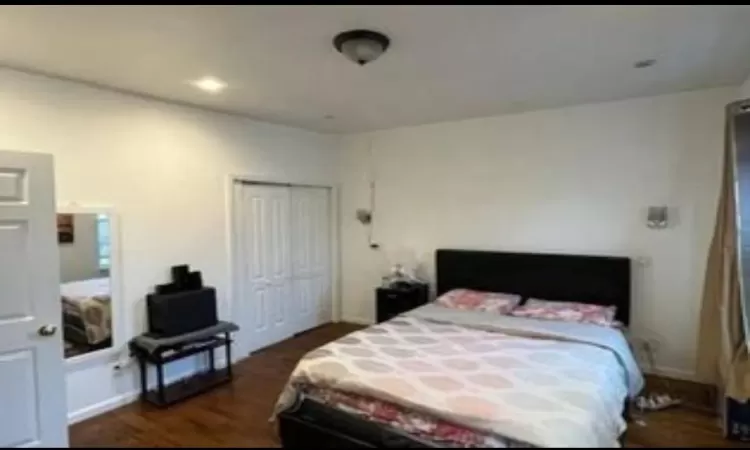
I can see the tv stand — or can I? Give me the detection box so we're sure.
[129,321,239,407]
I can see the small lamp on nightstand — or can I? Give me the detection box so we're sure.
[381,246,421,288]
[382,263,417,288]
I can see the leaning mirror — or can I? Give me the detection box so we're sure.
[57,209,118,361]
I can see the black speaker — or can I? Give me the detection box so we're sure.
[171,265,191,289]
[186,271,203,290]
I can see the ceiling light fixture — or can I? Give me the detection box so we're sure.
[333,29,390,66]
[190,76,227,93]
[634,59,657,69]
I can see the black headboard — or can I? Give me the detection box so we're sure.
[435,249,632,325]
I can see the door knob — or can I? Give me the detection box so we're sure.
[38,324,57,336]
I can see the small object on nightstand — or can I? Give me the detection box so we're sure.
[376,282,429,323]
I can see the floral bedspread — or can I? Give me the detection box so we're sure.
[275,305,642,448]
[303,385,530,447]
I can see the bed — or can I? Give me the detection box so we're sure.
[274,249,641,448]
[61,278,112,356]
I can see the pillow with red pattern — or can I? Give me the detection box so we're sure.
[435,289,521,314]
[510,298,617,327]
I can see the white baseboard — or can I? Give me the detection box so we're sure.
[643,365,697,382]
[68,390,140,425]
[341,316,373,326]
[67,360,232,425]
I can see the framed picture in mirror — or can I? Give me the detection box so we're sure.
[57,213,75,244]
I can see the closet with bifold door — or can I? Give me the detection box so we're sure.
[232,181,332,355]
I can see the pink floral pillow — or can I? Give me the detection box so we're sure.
[435,289,521,314]
[510,298,617,327]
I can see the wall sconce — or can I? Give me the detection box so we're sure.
[356,208,372,225]
[647,206,669,230]
[355,208,379,249]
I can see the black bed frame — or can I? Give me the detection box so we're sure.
[435,249,631,325]
[278,248,632,448]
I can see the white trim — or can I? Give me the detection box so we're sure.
[224,177,242,355]
[56,203,126,371]
[330,183,342,323]
[227,173,335,189]
[223,178,238,326]
[68,349,241,425]
[67,390,139,425]
[642,365,697,381]
[342,316,374,326]
[225,174,341,356]
[66,358,229,425]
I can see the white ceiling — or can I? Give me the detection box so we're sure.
[0,5,749,133]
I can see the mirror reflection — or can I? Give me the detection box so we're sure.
[58,213,113,359]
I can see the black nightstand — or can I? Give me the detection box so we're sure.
[376,283,429,323]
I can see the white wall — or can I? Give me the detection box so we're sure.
[59,213,101,283]
[339,87,736,380]
[0,68,338,422]
[742,75,750,98]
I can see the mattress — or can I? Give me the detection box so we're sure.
[275,304,643,448]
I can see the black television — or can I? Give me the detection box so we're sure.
[147,287,218,337]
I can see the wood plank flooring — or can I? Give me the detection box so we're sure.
[69,323,747,448]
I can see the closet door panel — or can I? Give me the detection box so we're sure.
[236,184,293,353]
[291,187,331,332]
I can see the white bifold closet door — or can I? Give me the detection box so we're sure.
[234,182,331,354]
[290,186,332,333]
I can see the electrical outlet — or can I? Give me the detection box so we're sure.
[642,338,661,355]
[628,336,646,352]
[635,256,652,267]
[111,354,134,373]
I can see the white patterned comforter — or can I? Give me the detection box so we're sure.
[275,304,643,448]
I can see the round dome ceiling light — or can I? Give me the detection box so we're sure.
[634,59,657,69]
[333,29,390,66]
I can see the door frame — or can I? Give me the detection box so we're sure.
[225,174,340,360]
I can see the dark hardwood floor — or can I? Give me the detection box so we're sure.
[69,323,746,448]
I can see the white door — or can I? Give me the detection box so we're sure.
[0,151,67,447]
[234,183,294,354]
[291,187,331,332]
